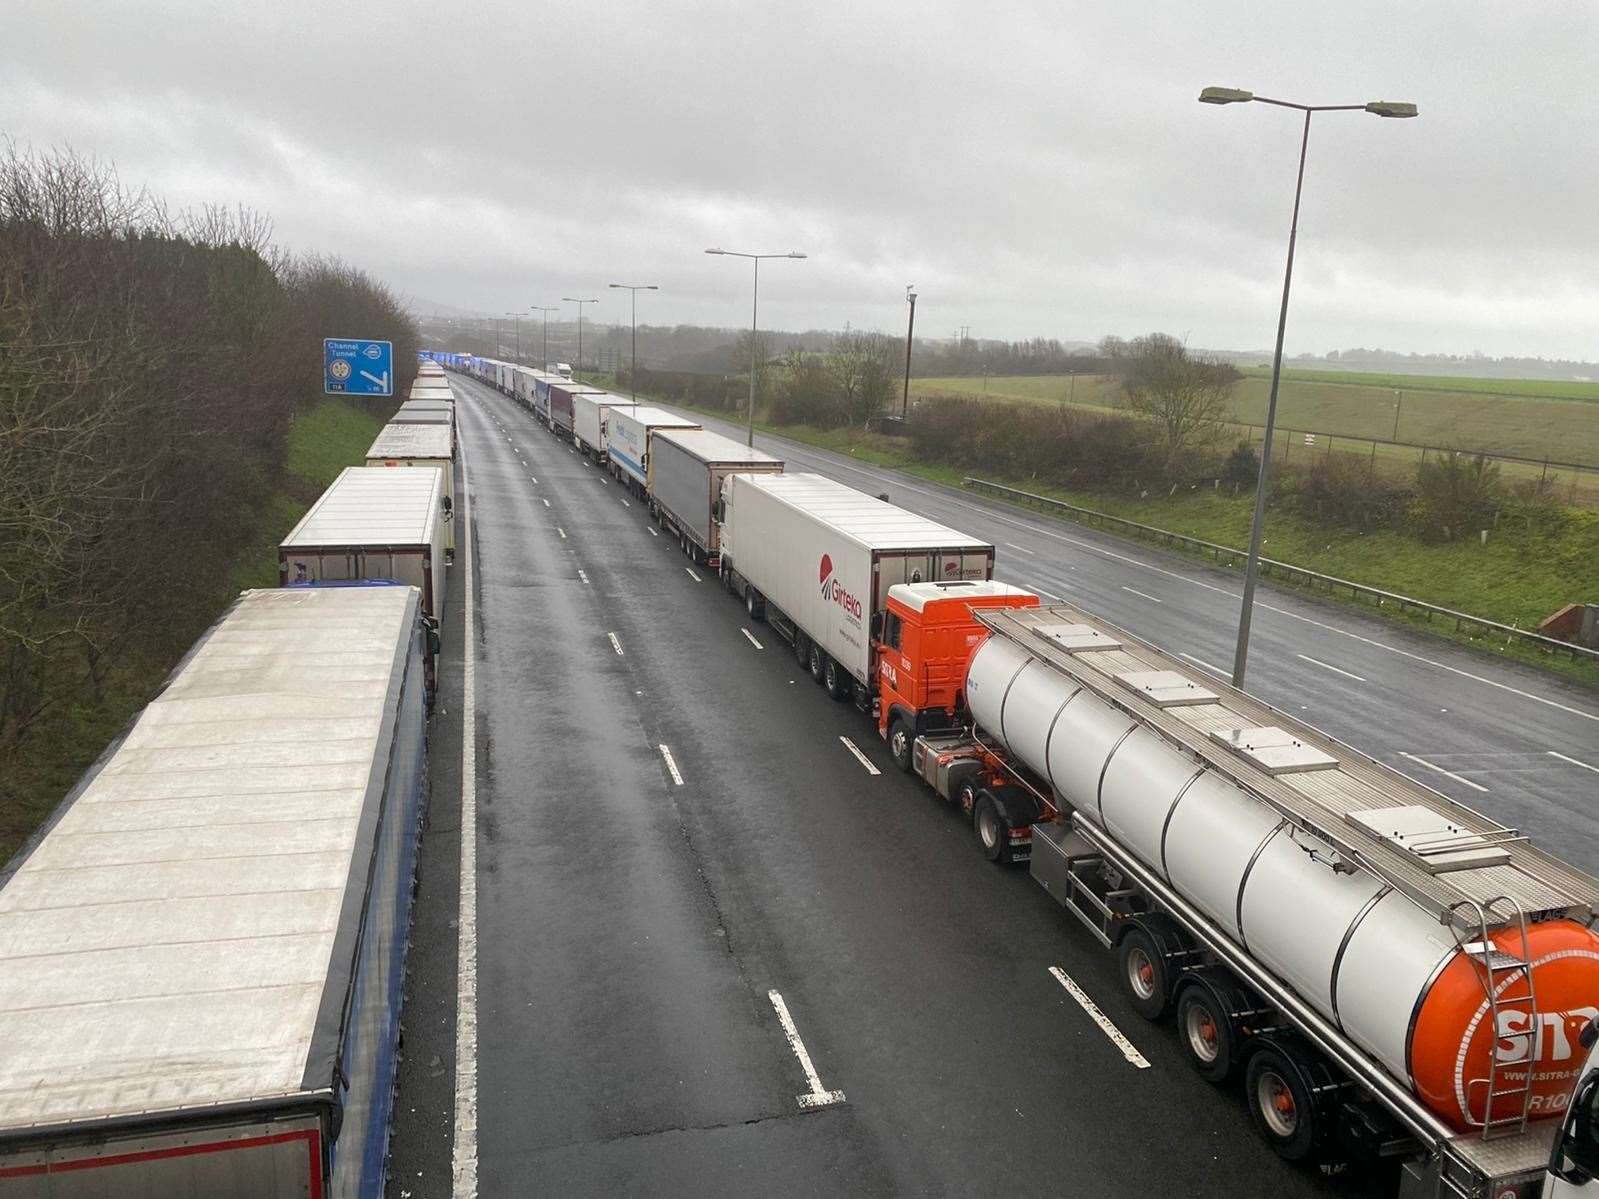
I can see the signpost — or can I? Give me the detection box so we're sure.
[324,338,394,396]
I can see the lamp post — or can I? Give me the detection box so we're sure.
[562,297,598,375]
[705,248,807,446]
[531,306,558,371]
[1200,86,1416,689]
[504,311,526,362]
[608,283,659,399]
[901,285,918,419]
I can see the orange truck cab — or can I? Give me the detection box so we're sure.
[875,580,1038,749]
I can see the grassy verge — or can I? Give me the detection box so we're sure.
[1,396,394,865]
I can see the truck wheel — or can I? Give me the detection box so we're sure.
[1117,928,1171,1020]
[793,632,810,668]
[823,657,850,701]
[746,588,764,621]
[955,777,979,814]
[1177,985,1237,1083]
[973,793,1012,864]
[889,718,914,772]
[807,642,825,683]
[1245,1048,1318,1162]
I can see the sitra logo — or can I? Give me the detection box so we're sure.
[819,553,862,623]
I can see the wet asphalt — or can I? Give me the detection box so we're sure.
[388,375,1402,1198]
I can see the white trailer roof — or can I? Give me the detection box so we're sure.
[0,585,416,1132]
[619,405,699,430]
[281,466,442,548]
[739,472,993,552]
[653,427,780,466]
[366,422,453,460]
[398,399,451,411]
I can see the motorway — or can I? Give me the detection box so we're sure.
[389,374,1597,1198]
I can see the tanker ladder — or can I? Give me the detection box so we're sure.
[1450,894,1540,1142]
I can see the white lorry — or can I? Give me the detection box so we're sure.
[605,406,699,496]
[646,426,782,565]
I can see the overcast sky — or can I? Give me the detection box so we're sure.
[6,1,1597,358]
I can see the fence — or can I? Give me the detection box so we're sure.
[961,477,1599,666]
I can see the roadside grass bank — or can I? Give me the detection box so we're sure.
[0,396,393,865]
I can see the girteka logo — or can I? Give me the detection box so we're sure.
[819,553,862,622]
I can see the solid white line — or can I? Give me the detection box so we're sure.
[557,527,567,540]
[686,567,702,583]
[741,627,765,650]
[1049,966,1150,1069]
[648,527,658,537]
[452,412,480,1196]
[768,989,845,1110]
[1549,750,1599,775]
[1296,653,1367,683]
[1398,751,1490,793]
[1120,586,1162,603]
[839,736,880,776]
[1179,652,1229,680]
[608,632,623,656]
[577,569,589,585]
[658,744,684,786]
[1004,541,1036,555]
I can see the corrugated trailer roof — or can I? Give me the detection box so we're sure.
[0,585,418,1133]
[653,426,781,466]
[366,423,454,460]
[739,472,993,552]
[282,465,442,548]
[621,405,698,429]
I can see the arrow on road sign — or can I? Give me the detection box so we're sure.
[360,370,389,391]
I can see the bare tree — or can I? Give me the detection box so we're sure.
[1107,333,1239,472]
[828,330,897,426]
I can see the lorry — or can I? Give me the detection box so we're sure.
[572,391,636,463]
[857,588,1599,1197]
[605,405,699,496]
[647,427,782,565]
[365,421,456,554]
[548,382,607,438]
[719,472,995,705]
[0,584,430,1197]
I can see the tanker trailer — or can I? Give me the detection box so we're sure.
[947,601,1599,1196]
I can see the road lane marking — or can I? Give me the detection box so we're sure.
[1035,588,1067,603]
[741,627,765,650]
[557,527,567,540]
[768,990,845,1110]
[658,744,684,785]
[1121,586,1162,603]
[1398,751,1489,793]
[686,567,702,583]
[1049,967,1150,1069]
[453,409,480,1196]
[839,736,880,775]
[1179,652,1230,681]
[608,632,623,656]
[1004,541,1036,555]
[648,527,659,537]
[542,498,551,508]
[529,475,537,483]
[621,498,630,507]
[577,569,589,585]
[1549,750,1599,775]
[1296,653,1367,683]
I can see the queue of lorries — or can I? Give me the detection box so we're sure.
[460,351,1599,1199]
[4,346,1599,1198]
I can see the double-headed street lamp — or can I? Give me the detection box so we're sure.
[531,306,559,371]
[1200,86,1416,690]
[705,248,807,447]
[562,297,599,374]
[608,283,659,399]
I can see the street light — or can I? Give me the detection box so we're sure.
[705,248,807,446]
[901,285,918,419]
[1201,85,1416,690]
[531,306,559,371]
[561,297,599,375]
[608,283,659,399]
[504,311,527,362]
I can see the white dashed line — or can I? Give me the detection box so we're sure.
[1296,653,1367,683]
[542,498,551,508]
[1398,751,1489,793]
[648,527,659,537]
[658,744,684,785]
[1120,586,1162,603]
[839,736,880,775]
[741,627,765,650]
[1179,652,1229,680]
[1549,750,1599,775]
[686,567,702,583]
[557,527,567,540]
[768,990,845,1110]
[577,569,589,585]
[1049,967,1150,1069]
[608,632,623,656]
[1004,541,1036,555]
[529,475,537,484]
[621,498,630,507]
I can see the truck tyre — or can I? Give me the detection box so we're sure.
[808,642,825,684]
[824,657,850,701]
[889,718,914,772]
[1117,927,1171,1020]
[1177,985,1237,1083]
[973,793,1012,864]
[746,588,764,621]
[1245,1047,1318,1162]
[793,632,810,668]
[955,777,979,814]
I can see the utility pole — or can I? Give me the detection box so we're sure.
[901,285,918,419]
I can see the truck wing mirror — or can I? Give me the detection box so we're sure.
[1551,1072,1599,1184]
[870,612,883,637]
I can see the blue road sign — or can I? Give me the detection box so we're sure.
[324,338,394,396]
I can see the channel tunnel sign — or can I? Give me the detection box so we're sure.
[324,338,393,396]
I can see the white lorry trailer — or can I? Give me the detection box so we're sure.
[572,391,636,463]
[646,427,782,565]
[605,405,698,495]
[718,472,995,705]
[0,585,430,1197]
[365,422,457,553]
